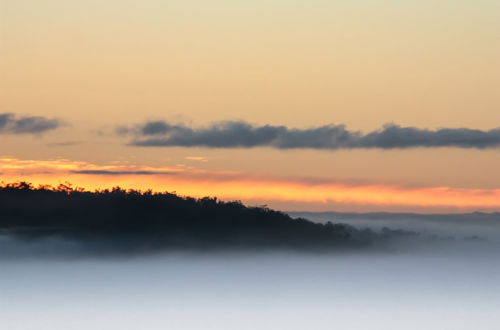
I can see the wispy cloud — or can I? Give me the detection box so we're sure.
[72,170,179,176]
[186,156,208,162]
[0,113,62,135]
[0,157,183,177]
[119,120,500,150]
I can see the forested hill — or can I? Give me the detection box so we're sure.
[0,182,414,253]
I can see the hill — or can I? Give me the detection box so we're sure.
[0,182,414,254]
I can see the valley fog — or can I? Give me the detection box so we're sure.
[2,240,500,330]
[2,213,500,330]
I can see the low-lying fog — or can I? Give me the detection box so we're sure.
[2,212,500,330]
[291,211,500,239]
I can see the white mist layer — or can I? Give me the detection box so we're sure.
[291,212,500,242]
[1,252,499,330]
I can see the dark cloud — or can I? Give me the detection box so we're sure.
[46,141,82,147]
[128,121,286,148]
[354,125,500,149]
[122,121,500,150]
[0,113,62,135]
[72,170,178,176]
[141,121,175,135]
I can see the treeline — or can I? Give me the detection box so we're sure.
[0,182,415,253]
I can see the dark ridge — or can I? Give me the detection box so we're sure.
[0,182,416,255]
[290,211,500,225]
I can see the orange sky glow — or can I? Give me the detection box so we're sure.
[2,1,498,214]
[3,157,500,213]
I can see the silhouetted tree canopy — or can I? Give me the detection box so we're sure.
[0,182,415,254]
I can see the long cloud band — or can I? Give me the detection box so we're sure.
[121,120,500,150]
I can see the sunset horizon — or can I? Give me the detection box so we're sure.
[2,1,499,329]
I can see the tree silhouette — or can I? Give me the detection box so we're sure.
[0,182,415,254]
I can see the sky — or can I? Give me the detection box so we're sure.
[1,0,499,212]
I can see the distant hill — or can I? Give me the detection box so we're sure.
[0,182,415,254]
[289,211,500,225]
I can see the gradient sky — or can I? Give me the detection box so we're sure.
[1,0,499,212]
